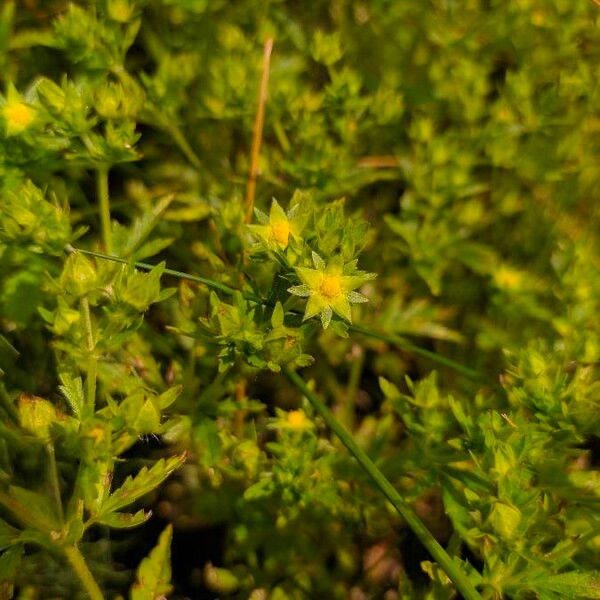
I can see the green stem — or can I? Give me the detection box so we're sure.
[63,545,104,600]
[68,247,488,383]
[96,166,112,254]
[46,443,63,523]
[344,344,364,428]
[81,297,96,416]
[167,123,202,169]
[73,247,261,303]
[282,367,483,600]
[349,324,483,382]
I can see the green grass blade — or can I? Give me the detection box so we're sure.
[282,366,483,600]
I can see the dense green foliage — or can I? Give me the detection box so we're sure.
[0,0,599,598]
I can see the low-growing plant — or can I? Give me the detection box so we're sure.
[0,1,598,599]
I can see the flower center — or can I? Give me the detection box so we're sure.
[320,274,342,299]
[271,221,290,246]
[4,102,34,132]
[287,410,307,429]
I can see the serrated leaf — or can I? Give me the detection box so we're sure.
[130,525,173,600]
[531,571,600,599]
[98,454,185,517]
[58,372,84,418]
[96,509,151,529]
[122,195,174,257]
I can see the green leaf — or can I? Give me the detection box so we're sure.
[58,372,84,419]
[0,545,23,581]
[271,302,284,328]
[120,195,174,257]
[96,509,151,530]
[130,525,173,600]
[531,571,600,599]
[98,454,186,517]
[0,486,59,532]
[0,519,19,551]
[157,385,182,410]
[133,398,161,434]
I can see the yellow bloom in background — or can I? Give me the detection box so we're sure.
[289,252,376,329]
[249,199,303,250]
[286,409,309,430]
[2,86,36,136]
[269,408,314,432]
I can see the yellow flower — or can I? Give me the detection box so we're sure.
[288,252,376,329]
[287,409,308,430]
[249,199,302,250]
[269,408,313,432]
[3,87,36,136]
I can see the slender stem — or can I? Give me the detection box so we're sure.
[46,443,64,523]
[349,324,483,382]
[283,367,482,600]
[167,123,202,169]
[344,344,364,428]
[244,37,274,223]
[63,545,105,600]
[96,166,112,254]
[68,247,488,383]
[73,247,260,303]
[81,297,97,416]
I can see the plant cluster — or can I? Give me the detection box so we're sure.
[0,1,598,599]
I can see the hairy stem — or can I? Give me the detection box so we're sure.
[96,166,112,254]
[283,366,482,600]
[63,545,104,600]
